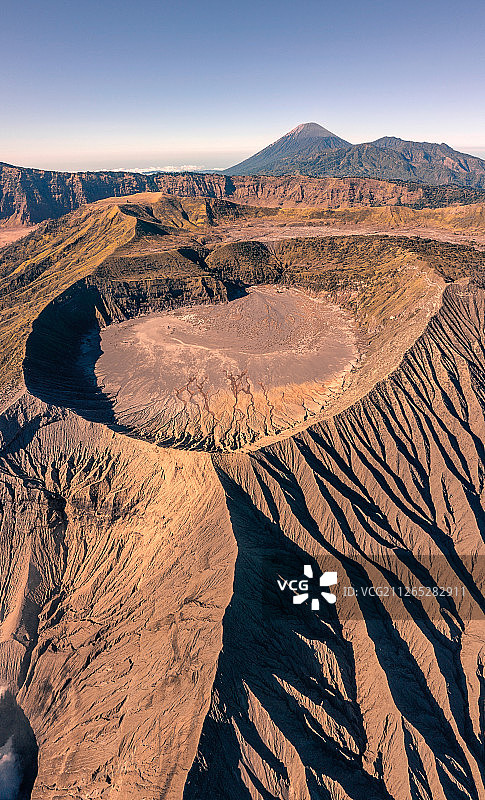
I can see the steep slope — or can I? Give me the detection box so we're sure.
[373,137,485,184]
[295,141,485,187]
[225,123,350,176]
[0,195,253,393]
[0,204,137,394]
[0,397,236,800]
[1,269,484,800]
[186,280,485,800]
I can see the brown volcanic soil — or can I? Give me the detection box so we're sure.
[95,286,359,450]
[0,281,483,800]
[200,215,485,250]
[217,221,485,248]
[0,194,484,799]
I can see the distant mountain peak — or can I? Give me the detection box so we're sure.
[287,122,337,139]
[225,125,485,184]
[225,122,350,176]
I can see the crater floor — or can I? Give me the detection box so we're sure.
[95,286,359,449]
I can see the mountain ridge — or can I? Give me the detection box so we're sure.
[2,163,485,230]
[225,124,485,187]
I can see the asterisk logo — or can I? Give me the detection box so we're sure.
[293,565,338,610]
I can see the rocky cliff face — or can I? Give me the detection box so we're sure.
[2,163,485,227]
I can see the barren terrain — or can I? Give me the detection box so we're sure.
[204,218,485,249]
[0,191,484,799]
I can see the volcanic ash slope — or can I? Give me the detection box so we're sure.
[0,399,236,800]
[0,204,484,798]
[0,283,483,798]
[184,282,485,800]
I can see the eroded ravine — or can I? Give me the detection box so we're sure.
[1,206,484,799]
[184,282,485,800]
[0,399,237,799]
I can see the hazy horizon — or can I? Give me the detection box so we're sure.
[2,0,484,172]
[2,127,485,174]
[2,133,485,174]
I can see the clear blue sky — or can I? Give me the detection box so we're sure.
[1,0,484,170]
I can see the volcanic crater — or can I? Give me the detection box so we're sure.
[4,193,485,800]
[94,285,359,450]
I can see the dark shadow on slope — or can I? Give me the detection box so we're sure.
[185,424,485,799]
[183,467,395,800]
[23,280,126,431]
[0,689,38,800]
[257,439,484,797]
[23,275,249,444]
